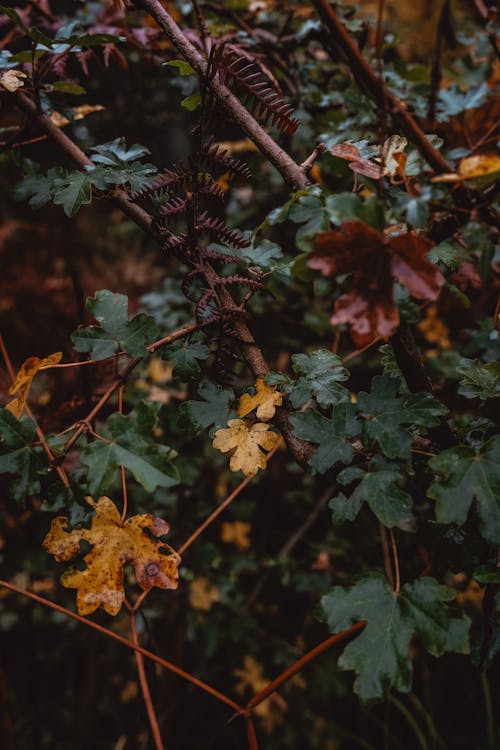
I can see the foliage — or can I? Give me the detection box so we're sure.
[0,0,499,749]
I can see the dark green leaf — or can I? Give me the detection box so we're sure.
[457,359,500,400]
[290,403,360,473]
[331,456,414,529]
[322,574,470,701]
[0,409,43,503]
[427,436,500,544]
[181,382,234,435]
[71,290,158,359]
[164,338,210,379]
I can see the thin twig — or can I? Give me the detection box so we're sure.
[379,522,395,589]
[389,529,400,593]
[246,623,366,709]
[0,578,243,714]
[130,612,165,750]
[245,715,259,750]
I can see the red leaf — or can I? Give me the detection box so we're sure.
[308,221,444,345]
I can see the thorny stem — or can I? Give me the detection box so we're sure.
[0,579,243,714]
[246,623,366,709]
[0,333,70,487]
[130,612,165,750]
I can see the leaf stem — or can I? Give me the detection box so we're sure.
[130,612,165,750]
[0,579,243,714]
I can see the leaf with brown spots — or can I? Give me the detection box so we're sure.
[43,496,180,615]
[237,378,283,421]
[308,221,444,345]
[6,351,62,418]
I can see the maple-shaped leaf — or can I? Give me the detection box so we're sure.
[212,419,279,477]
[331,455,414,529]
[267,349,350,409]
[289,403,360,473]
[0,408,44,503]
[43,496,181,615]
[308,221,444,345]
[6,351,62,418]
[80,402,179,495]
[238,378,283,421]
[357,375,448,459]
[456,359,500,400]
[181,382,235,436]
[71,290,157,360]
[427,436,500,544]
[322,574,470,701]
[164,338,210,380]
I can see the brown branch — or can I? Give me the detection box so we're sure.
[246,623,366,709]
[311,0,453,175]
[130,612,165,750]
[245,715,260,750]
[132,0,308,189]
[0,578,243,714]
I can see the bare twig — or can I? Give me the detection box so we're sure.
[130,612,165,750]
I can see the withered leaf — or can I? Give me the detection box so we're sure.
[7,351,62,418]
[212,419,278,477]
[237,378,283,421]
[308,221,444,345]
[43,496,180,615]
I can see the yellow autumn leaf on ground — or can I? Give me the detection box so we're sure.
[220,520,251,550]
[213,419,279,477]
[6,351,62,418]
[237,378,282,421]
[43,496,180,616]
[189,576,220,610]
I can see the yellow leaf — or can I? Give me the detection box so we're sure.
[43,496,180,616]
[458,153,500,180]
[212,419,279,477]
[189,576,220,611]
[6,351,62,418]
[220,520,251,550]
[0,70,27,92]
[234,656,287,733]
[237,378,282,421]
[417,304,451,350]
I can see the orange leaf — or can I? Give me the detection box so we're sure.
[6,351,62,418]
[43,496,180,616]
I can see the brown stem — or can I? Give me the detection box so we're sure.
[389,529,400,593]
[245,715,259,750]
[133,0,308,189]
[130,612,165,750]
[311,0,452,175]
[379,522,395,589]
[0,578,243,714]
[246,623,366,709]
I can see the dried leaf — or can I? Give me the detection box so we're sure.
[459,154,500,180]
[0,70,27,91]
[380,135,408,176]
[309,222,444,345]
[330,142,384,180]
[43,496,180,615]
[6,351,62,418]
[237,378,283,420]
[212,419,279,477]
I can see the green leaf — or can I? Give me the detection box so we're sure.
[52,171,93,217]
[427,436,500,544]
[290,403,360,473]
[165,59,196,76]
[322,574,470,701]
[0,409,44,503]
[473,564,500,584]
[437,83,489,121]
[267,349,350,409]
[15,166,64,209]
[181,382,235,435]
[181,89,202,111]
[90,137,151,164]
[164,338,210,380]
[331,455,414,529]
[357,375,448,459]
[457,359,500,400]
[80,402,178,495]
[71,290,158,360]
[51,80,85,95]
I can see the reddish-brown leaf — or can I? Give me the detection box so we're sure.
[308,221,444,345]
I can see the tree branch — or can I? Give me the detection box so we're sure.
[132,0,308,189]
